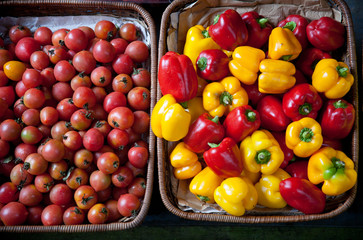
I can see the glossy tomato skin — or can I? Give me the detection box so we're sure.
[103,91,127,113]
[24,153,48,175]
[72,86,97,109]
[74,185,98,210]
[124,40,149,63]
[87,203,109,224]
[0,119,22,141]
[41,138,65,163]
[26,205,44,225]
[97,152,120,175]
[9,25,32,43]
[30,50,50,70]
[128,177,146,198]
[72,50,96,74]
[15,37,41,63]
[0,202,29,226]
[49,183,73,206]
[57,98,78,121]
[90,170,111,192]
[19,184,43,207]
[64,28,88,52]
[94,20,117,40]
[105,199,122,222]
[119,23,138,42]
[66,168,89,190]
[107,128,129,150]
[63,206,85,225]
[34,173,55,193]
[128,145,148,169]
[112,54,134,75]
[83,128,104,152]
[117,193,140,217]
[127,87,150,111]
[74,149,94,169]
[108,106,134,130]
[10,163,34,186]
[34,26,53,45]
[131,68,151,88]
[41,204,63,226]
[110,38,128,55]
[112,73,133,94]
[0,182,19,204]
[52,82,73,101]
[92,39,116,63]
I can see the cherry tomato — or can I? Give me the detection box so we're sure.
[51,28,69,47]
[107,128,129,150]
[94,20,117,40]
[110,38,128,55]
[40,106,59,126]
[0,70,9,86]
[0,182,19,204]
[112,54,134,75]
[21,126,43,145]
[92,39,116,63]
[74,185,98,210]
[90,66,112,87]
[117,193,140,217]
[78,26,95,40]
[128,177,146,198]
[21,108,40,126]
[26,205,44,225]
[105,199,122,222]
[90,170,111,192]
[112,73,133,94]
[91,120,111,137]
[63,206,85,225]
[73,86,97,109]
[62,130,83,151]
[24,153,48,175]
[127,86,150,111]
[51,120,72,140]
[0,86,15,107]
[57,98,78,121]
[64,28,88,52]
[103,91,127,113]
[128,145,149,169]
[74,149,94,169]
[41,67,57,88]
[10,163,34,186]
[70,109,94,131]
[41,138,65,163]
[119,23,139,42]
[132,110,150,134]
[111,166,134,188]
[72,50,96,74]
[124,40,149,63]
[71,72,92,90]
[41,204,63,226]
[30,50,50,70]
[108,106,134,130]
[54,60,76,82]
[52,82,73,101]
[131,68,151,88]
[48,160,68,181]
[22,68,43,88]
[83,128,104,152]
[9,25,32,43]
[3,60,26,81]
[0,119,21,141]
[49,183,73,206]
[19,184,43,207]
[0,139,10,159]
[65,168,89,190]
[47,46,69,64]
[14,143,37,162]
[34,173,54,193]
[34,26,53,45]
[0,202,28,226]
[0,49,13,71]
[23,87,46,109]
[97,152,120,175]
[15,37,41,63]
[87,203,109,224]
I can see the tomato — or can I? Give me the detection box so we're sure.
[34,26,53,46]
[47,46,69,64]
[111,166,134,188]
[30,50,50,70]
[108,106,134,130]
[92,86,107,104]
[52,82,73,101]
[64,28,88,52]
[15,37,41,63]
[124,40,149,63]
[3,60,26,81]
[70,109,94,131]
[112,73,133,94]
[62,130,83,151]
[94,20,117,40]
[92,39,116,63]
[34,173,54,193]
[0,48,13,70]
[74,149,94,169]
[97,152,120,175]
[103,91,127,113]
[71,72,92,90]
[87,203,109,224]
[119,23,139,42]
[0,119,21,141]
[57,98,78,121]
[10,163,34,186]
[90,170,111,192]
[0,70,9,86]
[83,128,104,152]
[78,26,95,40]
[51,120,72,140]
[23,88,46,109]
[0,139,10,159]
[49,183,73,206]
[51,28,69,47]
[41,204,64,226]
[131,68,151,88]
[63,206,85,225]
[21,126,43,145]
[0,86,15,107]
[21,108,40,126]
[73,86,97,109]
[0,182,19,204]
[96,186,112,203]
[72,50,96,74]
[48,160,68,180]
[107,128,129,150]
[128,145,149,169]
[132,110,150,134]
[117,193,140,217]
[0,202,28,226]
[74,185,98,210]
[90,66,112,87]
[24,153,48,175]
[26,205,44,225]
[14,143,37,162]
[89,104,108,121]
[112,187,128,200]
[92,120,111,137]
[41,138,65,163]
[9,25,32,43]
[54,60,76,82]
[66,168,89,190]
[39,106,59,126]
[41,67,57,88]
[112,54,134,75]
[21,68,42,89]
[110,38,128,55]
[128,177,146,198]
[127,86,151,111]
[105,199,122,222]
[0,98,8,119]
[19,184,43,207]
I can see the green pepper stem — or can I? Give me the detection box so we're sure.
[197,57,208,71]
[283,21,297,31]
[257,18,268,28]
[197,195,210,202]
[281,55,292,61]
[213,15,220,25]
[323,157,346,180]
[299,127,314,142]
[299,103,312,115]
[255,149,271,164]
[220,91,233,106]
[245,110,256,122]
[208,142,220,148]
[336,66,348,77]
[333,99,347,109]
[202,30,210,38]
[210,115,219,124]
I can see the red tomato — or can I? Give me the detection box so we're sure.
[128,177,146,198]
[127,87,151,111]
[132,110,150,134]
[0,49,13,70]
[128,145,149,169]
[107,128,129,150]
[24,153,48,175]
[112,54,134,75]
[62,130,83,151]
[23,87,45,109]
[26,205,44,225]
[105,199,122,222]
[9,25,32,43]
[14,143,37,162]
[0,182,19,204]
[71,72,92,90]
[131,68,151,88]
[40,106,59,126]
[41,138,65,163]
[41,67,57,88]
[117,193,140,217]
[0,85,16,106]
[48,160,68,181]
[74,185,98,210]
[112,73,133,94]
[65,168,89,190]
[97,152,120,175]
[30,50,50,70]
[15,37,41,63]
[0,202,28,226]
[87,203,109,224]
[34,173,55,193]
[110,38,128,55]
[111,166,134,188]
[94,20,117,40]
[52,82,73,101]
[51,28,69,47]
[0,119,21,141]
[103,91,127,113]
[0,139,10,159]
[41,204,63,226]
[72,86,97,109]
[63,206,85,225]
[57,98,78,121]
[54,60,76,82]
[92,120,111,137]
[19,184,43,207]
[64,28,88,52]
[21,126,43,145]
[74,149,94,169]
[124,40,149,63]
[22,68,43,88]
[83,128,104,152]
[72,50,96,74]
[107,106,134,130]
[90,170,111,192]
[21,105,39,126]
[47,46,69,64]
[78,26,95,40]
[119,23,139,42]
[34,26,53,46]
[70,109,94,131]
[90,66,112,87]
[51,120,72,140]
[92,39,116,63]
[49,183,73,206]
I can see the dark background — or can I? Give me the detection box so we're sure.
[3,0,363,239]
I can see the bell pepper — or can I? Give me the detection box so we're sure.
[282,83,323,121]
[271,131,295,169]
[183,25,221,67]
[306,17,345,52]
[184,96,207,124]
[285,117,323,158]
[241,82,266,107]
[150,94,191,142]
[295,48,331,77]
[197,76,208,97]
[241,11,273,49]
[322,137,343,151]
[308,147,357,196]
[277,15,309,49]
[257,95,291,132]
[223,105,260,143]
[170,142,202,180]
[279,177,326,214]
[240,169,261,185]
[229,46,265,85]
[258,59,296,94]
[255,168,291,208]
[189,166,224,203]
[240,129,284,175]
[312,59,354,99]
[267,27,302,61]
[320,99,355,140]
[183,112,225,154]
[214,177,258,216]
[158,51,198,102]
[294,69,309,85]
[196,49,230,81]
[203,137,243,178]
[285,160,309,180]
[203,76,249,117]
[208,9,248,51]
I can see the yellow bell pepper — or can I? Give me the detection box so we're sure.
[214,176,258,216]
[285,117,323,158]
[151,94,191,141]
[183,25,221,66]
[258,59,296,94]
[240,169,261,185]
[203,76,248,117]
[255,168,291,208]
[189,166,224,203]
[229,46,265,85]
[268,27,302,61]
[308,147,357,196]
[184,97,207,123]
[312,59,354,99]
[170,142,202,180]
[240,130,284,175]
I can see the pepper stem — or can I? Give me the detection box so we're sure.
[257,18,268,28]
[197,195,210,202]
[283,21,297,31]
[255,149,271,164]
[220,91,233,106]
[202,30,210,38]
[333,99,347,109]
[281,55,292,61]
[323,157,346,180]
[245,109,256,122]
[197,57,208,71]
[208,142,220,148]
[213,15,220,25]
[336,66,348,77]
[299,103,312,115]
[299,127,314,142]
[209,115,219,124]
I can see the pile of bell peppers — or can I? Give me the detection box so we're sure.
[152,9,357,217]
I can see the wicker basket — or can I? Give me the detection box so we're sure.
[0,0,157,232]
[157,0,359,223]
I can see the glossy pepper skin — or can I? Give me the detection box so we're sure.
[189,166,224,203]
[306,17,345,52]
[208,9,248,51]
[150,94,191,142]
[184,96,207,124]
[279,177,326,214]
[312,59,354,99]
[196,49,230,81]
[223,105,260,143]
[203,137,243,178]
[258,59,296,94]
[240,129,284,175]
[229,46,265,85]
[282,83,323,121]
[203,76,249,117]
[308,147,357,196]
[183,25,221,67]
[285,160,309,180]
[268,27,302,61]
[285,117,323,158]
[241,82,266,107]
[277,15,309,49]
[257,95,291,132]
[183,113,225,154]
[170,142,202,180]
[271,131,295,169]
[255,168,291,208]
[241,11,273,49]
[320,99,355,140]
[214,177,258,216]
[295,48,331,77]
[158,51,198,102]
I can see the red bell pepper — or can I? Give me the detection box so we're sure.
[257,95,291,132]
[208,9,248,51]
[203,137,243,178]
[271,131,295,169]
[241,11,272,49]
[183,113,225,154]
[320,99,355,139]
[294,69,309,85]
[322,137,343,151]
[285,160,309,180]
[240,82,266,107]
[277,14,309,49]
[306,16,345,52]
[295,48,331,77]
[282,83,323,121]
[279,177,326,214]
[196,49,230,81]
[158,51,198,102]
[223,105,260,143]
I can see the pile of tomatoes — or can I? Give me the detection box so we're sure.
[0,19,152,226]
